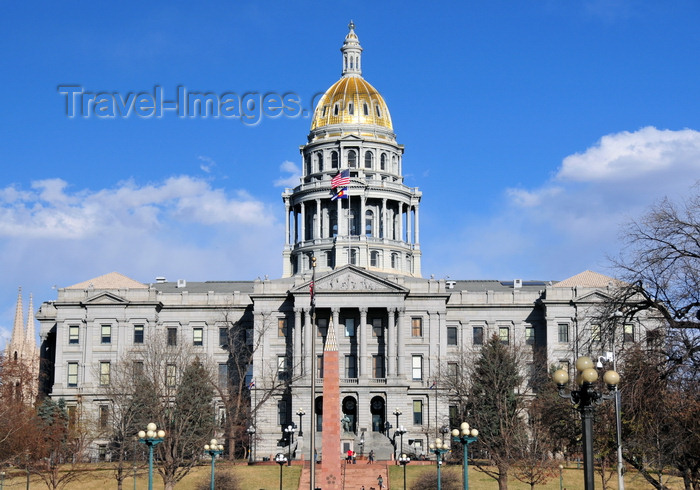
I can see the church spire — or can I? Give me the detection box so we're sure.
[24,293,37,356]
[341,20,363,77]
[8,287,25,359]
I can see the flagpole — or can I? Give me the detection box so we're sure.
[309,256,317,490]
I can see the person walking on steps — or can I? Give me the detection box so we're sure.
[368,449,374,464]
[377,474,384,489]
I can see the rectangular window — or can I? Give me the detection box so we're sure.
[68,406,77,429]
[219,327,228,347]
[218,363,228,387]
[345,355,357,378]
[449,405,459,428]
[473,326,484,345]
[558,360,570,374]
[68,325,79,344]
[98,444,107,462]
[133,361,144,379]
[411,318,423,337]
[99,361,110,386]
[316,354,324,379]
[134,324,144,344]
[372,355,385,378]
[413,400,423,425]
[99,405,109,429]
[372,318,383,337]
[646,329,662,348]
[558,323,569,343]
[317,318,328,338]
[67,362,78,387]
[499,326,510,345]
[624,324,635,343]
[447,362,459,382]
[167,327,177,346]
[525,326,535,345]
[277,400,288,426]
[101,324,111,344]
[193,327,203,346]
[412,355,423,380]
[591,324,601,342]
[447,326,458,346]
[344,318,355,337]
[166,364,176,386]
[278,318,288,338]
[277,355,288,375]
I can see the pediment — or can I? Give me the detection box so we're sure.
[82,292,129,305]
[572,290,613,304]
[339,134,363,142]
[292,266,408,295]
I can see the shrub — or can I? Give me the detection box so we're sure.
[410,466,461,490]
[196,470,242,490]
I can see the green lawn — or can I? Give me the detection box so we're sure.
[0,462,686,489]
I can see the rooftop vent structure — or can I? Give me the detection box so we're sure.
[514,279,523,289]
[155,277,167,283]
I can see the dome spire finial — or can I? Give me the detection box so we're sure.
[341,21,363,77]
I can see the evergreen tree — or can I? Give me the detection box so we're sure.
[468,334,527,490]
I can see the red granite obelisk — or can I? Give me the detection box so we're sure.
[321,318,341,488]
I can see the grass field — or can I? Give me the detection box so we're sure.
[0,462,685,489]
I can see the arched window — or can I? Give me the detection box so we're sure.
[331,151,338,169]
[334,103,339,116]
[350,248,358,265]
[330,209,338,237]
[348,150,357,168]
[365,151,373,169]
[391,253,398,269]
[370,250,379,267]
[380,154,386,170]
[363,103,369,116]
[317,152,324,172]
[392,155,397,173]
[348,102,354,115]
[376,105,382,118]
[365,210,374,237]
[322,106,327,117]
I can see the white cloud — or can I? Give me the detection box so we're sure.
[426,127,700,281]
[274,160,301,187]
[197,155,216,173]
[557,126,700,183]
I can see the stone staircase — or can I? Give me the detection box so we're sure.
[298,461,390,490]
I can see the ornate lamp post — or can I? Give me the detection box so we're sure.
[284,424,297,465]
[395,425,407,461]
[275,453,287,490]
[296,408,306,437]
[204,438,225,490]
[398,454,410,490]
[429,437,450,490]
[553,356,620,490]
[137,422,166,490]
[392,408,402,429]
[451,422,478,490]
[246,425,256,464]
[559,464,564,490]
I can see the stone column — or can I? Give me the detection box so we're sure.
[316,198,322,239]
[415,201,420,245]
[387,308,396,377]
[321,318,341,488]
[381,198,387,239]
[396,308,406,377]
[284,198,290,245]
[407,204,412,244]
[359,307,368,378]
[294,308,302,376]
[300,201,306,243]
[398,203,404,243]
[304,309,312,379]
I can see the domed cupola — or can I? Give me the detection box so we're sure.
[282,23,422,279]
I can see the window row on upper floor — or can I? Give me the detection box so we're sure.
[304,149,400,176]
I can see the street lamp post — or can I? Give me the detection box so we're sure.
[275,453,287,490]
[429,437,450,490]
[296,408,305,437]
[559,464,564,490]
[204,438,225,490]
[392,408,403,461]
[398,454,410,490]
[451,422,478,490]
[396,425,407,461]
[553,356,620,490]
[246,425,256,464]
[137,423,166,490]
[284,424,297,466]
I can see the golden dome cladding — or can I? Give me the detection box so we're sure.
[311,76,393,131]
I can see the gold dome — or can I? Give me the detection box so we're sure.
[311,76,393,131]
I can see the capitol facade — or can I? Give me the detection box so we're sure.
[36,23,649,460]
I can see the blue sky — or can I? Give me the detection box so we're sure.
[2,1,700,346]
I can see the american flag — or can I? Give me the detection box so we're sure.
[248,379,255,390]
[331,169,350,188]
